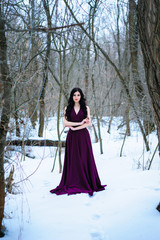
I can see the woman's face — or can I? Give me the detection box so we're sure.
[73,91,81,103]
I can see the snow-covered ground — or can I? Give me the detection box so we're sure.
[3,117,160,240]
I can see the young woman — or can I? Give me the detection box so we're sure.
[50,88,106,196]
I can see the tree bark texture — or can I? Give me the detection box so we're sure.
[0,2,12,233]
[38,0,51,137]
[138,0,160,152]
[116,0,121,69]
[14,88,20,137]
[129,0,154,135]
[129,0,142,99]
[63,49,69,106]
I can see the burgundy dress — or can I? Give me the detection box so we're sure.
[50,107,106,196]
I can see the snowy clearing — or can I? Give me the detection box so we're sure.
[3,117,160,240]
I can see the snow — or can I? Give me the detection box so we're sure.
[3,117,160,240]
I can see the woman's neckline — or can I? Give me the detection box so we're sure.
[73,106,81,115]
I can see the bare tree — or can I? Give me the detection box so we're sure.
[137,0,160,153]
[38,0,52,137]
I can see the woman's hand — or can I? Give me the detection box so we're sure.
[67,118,90,131]
[69,126,76,131]
[81,118,90,125]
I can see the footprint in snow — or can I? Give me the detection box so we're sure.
[92,214,101,220]
[90,230,105,240]
[42,181,50,186]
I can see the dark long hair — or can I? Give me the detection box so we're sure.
[65,88,87,121]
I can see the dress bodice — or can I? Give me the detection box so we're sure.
[70,107,85,122]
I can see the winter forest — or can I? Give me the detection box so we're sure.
[0,0,160,239]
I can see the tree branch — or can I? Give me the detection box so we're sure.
[0,22,85,32]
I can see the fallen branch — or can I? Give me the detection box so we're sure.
[6,139,66,147]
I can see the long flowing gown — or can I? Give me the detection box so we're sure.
[50,107,106,196]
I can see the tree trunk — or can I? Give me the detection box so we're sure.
[38,42,50,137]
[129,0,154,135]
[85,40,90,98]
[137,0,160,153]
[123,23,131,136]
[92,123,98,143]
[129,0,142,99]
[38,0,51,137]
[125,104,131,136]
[0,2,12,234]
[14,88,20,137]
[84,7,92,98]
[63,49,69,107]
[28,0,38,129]
[57,50,63,173]
[91,0,103,154]
[116,0,121,69]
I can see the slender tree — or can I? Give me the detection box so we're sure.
[0,0,12,236]
[38,0,51,137]
[29,0,39,129]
